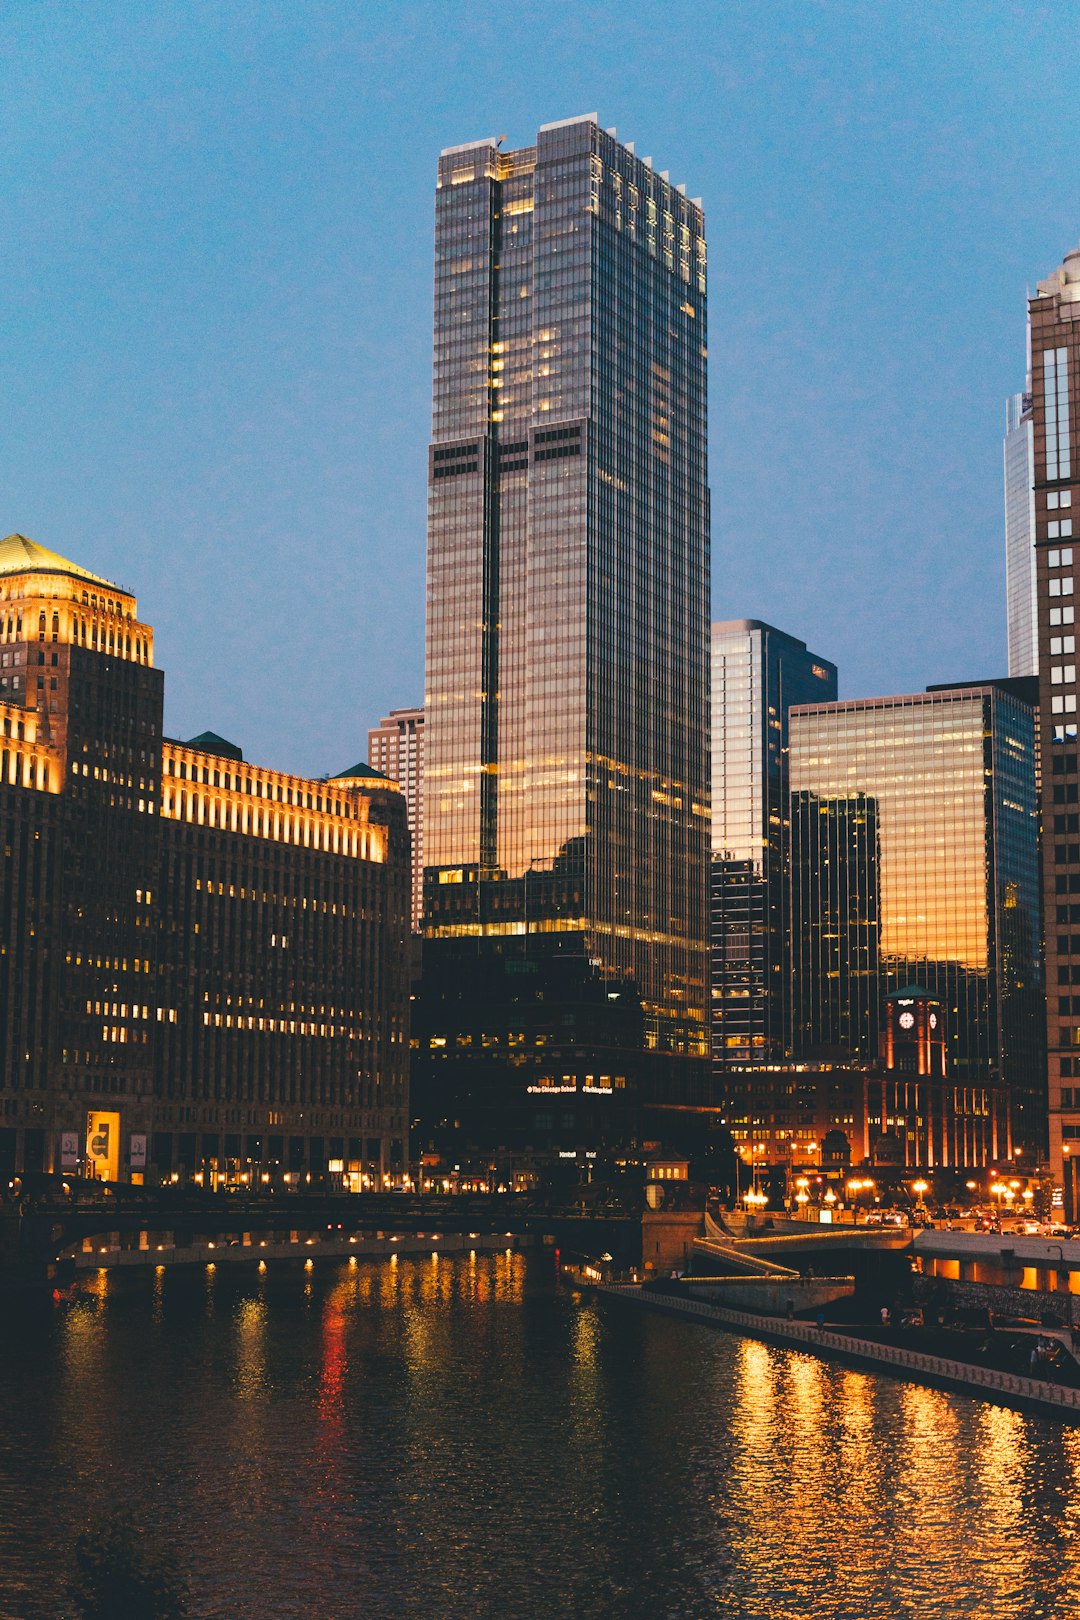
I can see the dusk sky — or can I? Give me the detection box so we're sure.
[3,1,1079,777]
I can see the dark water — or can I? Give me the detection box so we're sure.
[2,1252,1080,1620]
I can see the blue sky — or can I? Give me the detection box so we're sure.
[2,0,1078,775]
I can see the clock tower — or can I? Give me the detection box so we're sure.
[882,986,946,1077]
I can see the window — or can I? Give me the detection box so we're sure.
[1051,636,1076,655]
[1051,607,1077,626]
[1055,724,1079,741]
[1052,665,1076,684]
[1052,694,1077,713]
[1044,347,1071,481]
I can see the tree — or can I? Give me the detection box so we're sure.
[68,1514,191,1620]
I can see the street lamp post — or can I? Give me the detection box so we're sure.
[912,1179,929,1222]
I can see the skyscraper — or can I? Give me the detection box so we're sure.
[1028,244,1080,1214]
[787,681,1043,1164]
[368,706,424,931]
[418,116,710,1149]
[1005,388,1038,677]
[710,619,836,1069]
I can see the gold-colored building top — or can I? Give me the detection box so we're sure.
[0,532,153,667]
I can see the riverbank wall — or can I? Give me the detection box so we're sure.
[598,1283,1080,1425]
[76,1229,535,1271]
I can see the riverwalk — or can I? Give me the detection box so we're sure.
[598,1282,1080,1424]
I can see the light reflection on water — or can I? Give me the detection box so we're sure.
[1,1255,1079,1619]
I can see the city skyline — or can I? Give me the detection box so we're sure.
[5,4,1080,778]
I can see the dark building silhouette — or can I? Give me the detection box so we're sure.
[789,790,881,1065]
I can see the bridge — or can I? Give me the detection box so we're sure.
[0,1182,645,1285]
[692,1213,912,1276]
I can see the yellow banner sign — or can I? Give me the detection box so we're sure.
[86,1111,120,1182]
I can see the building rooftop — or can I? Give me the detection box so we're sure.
[0,533,115,588]
[333,762,391,782]
[186,731,244,762]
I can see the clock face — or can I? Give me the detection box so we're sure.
[929,1012,938,1030]
[898,1011,915,1031]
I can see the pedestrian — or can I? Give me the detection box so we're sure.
[815,1309,824,1331]
[786,1298,795,1320]
[880,1305,890,1327]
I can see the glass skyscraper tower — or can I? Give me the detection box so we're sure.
[787,681,1044,1162]
[419,116,710,1148]
[710,620,836,1069]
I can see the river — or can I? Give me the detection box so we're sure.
[1,1251,1079,1619]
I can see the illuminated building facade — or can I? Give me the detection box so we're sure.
[1029,244,1080,1214]
[0,534,410,1186]
[788,681,1043,1165]
[710,619,836,1071]
[723,1061,869,1172]
[418,115,710,1149]
[368,706,424,932]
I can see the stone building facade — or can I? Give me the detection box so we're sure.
[0,534,410,1187]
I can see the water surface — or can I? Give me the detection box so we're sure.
[1,1252,1078,1619]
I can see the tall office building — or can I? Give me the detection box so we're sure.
[1005,389,1038,677]
[418,115,710,1149]
[1028,244,1080,1214]
[710,620,836,1069]
[787,681,1044,1164]
[368,706,424,931]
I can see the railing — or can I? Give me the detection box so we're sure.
[692,1237,799,1277]
[599,1285,1080,1417]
